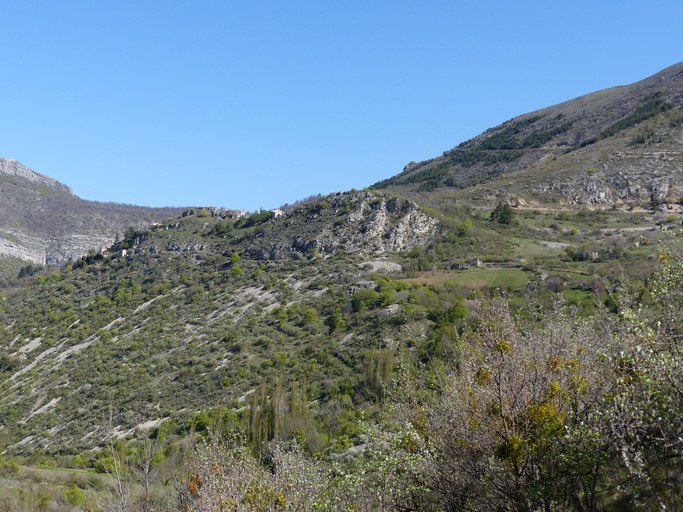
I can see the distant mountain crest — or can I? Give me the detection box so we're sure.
[0,157,183,267]
[0,158,74,195]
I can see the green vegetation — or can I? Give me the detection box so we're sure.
[173,249,682,511]
[0,192,681,511]
[599,92,672,139]
[19,246,674,512]
[475,115,574,151]
[409,267,530,290]
[236,209,275,228]
[3,64,683,510]
[0,256,27,282]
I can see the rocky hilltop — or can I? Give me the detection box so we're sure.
[0,158,183,267]
[241,192,438,260]
[121,191,439,261]
[375,62,683,207]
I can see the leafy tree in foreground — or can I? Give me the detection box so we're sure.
[427,300,615,511]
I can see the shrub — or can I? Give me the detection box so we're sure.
[64,484,85,506]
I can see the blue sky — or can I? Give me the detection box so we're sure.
[1,1,682,210]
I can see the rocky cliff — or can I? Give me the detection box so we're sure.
[0,157,183,268]
[0,158,74,195]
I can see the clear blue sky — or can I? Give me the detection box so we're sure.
[1,1,682,210]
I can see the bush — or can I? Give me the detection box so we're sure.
[0,454,19,476]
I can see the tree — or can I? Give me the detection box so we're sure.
[347,422,430,512]
[602,248,683,508]
[428,300,615,511]
[95,428,132,512]
[181,435,330,512]
[490,202,513,224]
[95,408,169,512]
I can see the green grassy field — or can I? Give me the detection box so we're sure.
[403,267,531,290]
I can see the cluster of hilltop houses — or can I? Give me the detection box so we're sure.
[175,207,286,220]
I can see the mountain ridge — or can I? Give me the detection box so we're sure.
[374,61,683,207]
[3,62,683,269]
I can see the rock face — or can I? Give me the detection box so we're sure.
[317,195,437,253]
[243,192,439,260]
[539,151,682,205]
[0,158,184,267]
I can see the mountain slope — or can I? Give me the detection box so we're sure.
[0,158,184,266]
[0,192,438,454]
[374,62,683,207]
